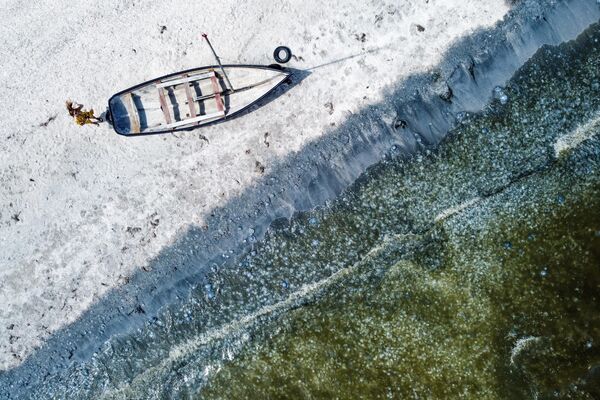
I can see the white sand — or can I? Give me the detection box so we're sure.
[0,0,509,369]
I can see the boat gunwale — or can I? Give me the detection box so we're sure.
[108,64,291,136]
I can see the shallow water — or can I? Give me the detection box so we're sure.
[197,23,600,399]
[200,163,600,399]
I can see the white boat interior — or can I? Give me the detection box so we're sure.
[109,66,290,135]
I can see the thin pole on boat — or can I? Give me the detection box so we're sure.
[202,33,235,92]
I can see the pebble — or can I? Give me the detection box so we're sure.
[204,284,215,299]
[493,86,509,105]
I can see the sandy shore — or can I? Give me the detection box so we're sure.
[0,0,514,369]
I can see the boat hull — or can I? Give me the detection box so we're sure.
[108,65,290,136]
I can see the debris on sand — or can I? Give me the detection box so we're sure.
[255,161,265,174]
[38,114,57,127]
[354,33,367,42]
[324,102,334,115]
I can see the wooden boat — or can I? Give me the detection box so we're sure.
[108,64,290,135]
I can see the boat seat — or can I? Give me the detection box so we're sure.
[123,93,141,133]
[157,87,172,124]
[209,74,225,112]
[182,74,197,118]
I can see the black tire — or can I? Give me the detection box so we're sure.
[273,46,292,64]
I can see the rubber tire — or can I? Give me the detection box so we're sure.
[273,46,292,64]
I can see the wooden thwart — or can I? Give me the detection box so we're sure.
[182,75,197,118]
[124,93,141,133]
[210,75,224,112]
[157,87,172,124]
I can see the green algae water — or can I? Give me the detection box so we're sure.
[197,25,600,399]
[201,173,600,399]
